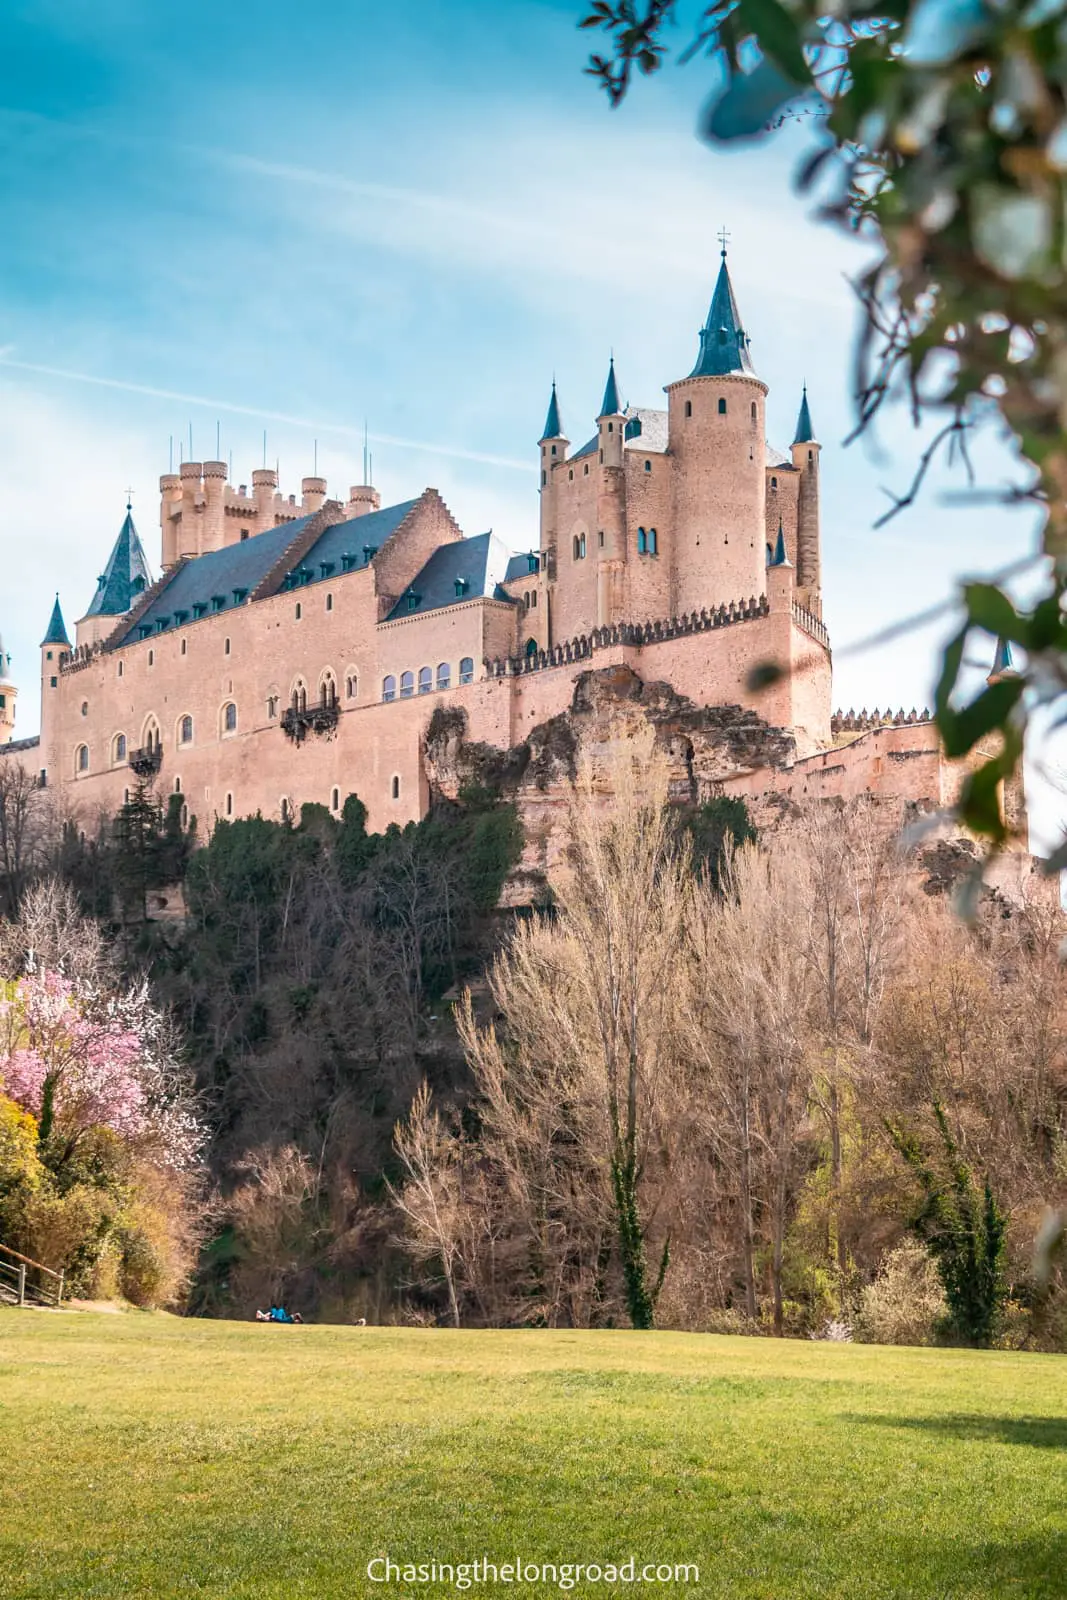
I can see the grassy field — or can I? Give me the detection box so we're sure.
[1,1312,1065,1600]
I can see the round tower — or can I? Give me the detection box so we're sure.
[665,246,768,616]
[0,632,17,746]
[790,385,821,613]
[595,357,627,627]
[538,381,569,582]
[39,595,70,785]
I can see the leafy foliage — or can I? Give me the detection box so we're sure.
[580,0,1067,849]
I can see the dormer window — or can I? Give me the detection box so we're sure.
[155,617,169,632]
[319,562,334,578]
[174,609,189,624]
[341,553,356,572]
[211,595,226,612]
[526,553,539,573]
[139,625,152,639]
[132,576,146,595]
[362,545,378,562]
[406,589,420,612]
[193,602,208,619]
[232,588,248,604]
[454,577,469,599]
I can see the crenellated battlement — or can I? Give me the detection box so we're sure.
[832,706,932,734]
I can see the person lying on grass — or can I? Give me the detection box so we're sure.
[255,1305,303,1323]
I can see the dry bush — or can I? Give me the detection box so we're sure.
[854,1240,948,1346]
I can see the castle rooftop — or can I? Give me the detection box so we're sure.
[85,506,153,619]
[385,532,518,621]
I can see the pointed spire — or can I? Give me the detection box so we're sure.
[770,518,790,566]
[792,383,815,445]
[0,631,12,685]
[690,249,756,379]
[539,381,565,443]
[84,504,153,619]
[988,637,1016,683]
[599,356,622,418]
[41,594,70,648]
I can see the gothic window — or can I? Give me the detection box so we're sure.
[400,670,414,698]
[320,673,337,708]
[459,657,474,685]
[76,744,89,774]
[418,666,432,695]
[223,702,238,734]
[637,527,647,554]
[718,398,727,415]
[267,695,279,719]
[684,400,692,418]
[573,535,581,561]
[382,675,396,703]
[391,775,400,800]
[580,533,587,558]
[346,673,357,700]
[525,637,538,658]
[648,528,658,555]
[113,733,127,764]
[437,662,450,690]
[143,719,161,753]
[179,715,193,744]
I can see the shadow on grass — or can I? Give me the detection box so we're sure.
[846,1412,1067,1449]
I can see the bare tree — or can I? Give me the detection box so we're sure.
[0,761,53,916]
[390,1080,466,1327]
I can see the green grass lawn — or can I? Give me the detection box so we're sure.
[1,1311,1065,1599]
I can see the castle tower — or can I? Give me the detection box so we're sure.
[790,385,821,613]
[538,381,568,585]
[595,358,627,627]
[39,595,70,786]
[665,244,768,616]
[76,503,153,650]
[0,632,17,746]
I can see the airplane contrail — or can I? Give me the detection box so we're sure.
[0,356,535,474]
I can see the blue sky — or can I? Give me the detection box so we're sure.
[1,2,1054,832]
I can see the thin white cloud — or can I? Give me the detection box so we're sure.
[0,357,534,472]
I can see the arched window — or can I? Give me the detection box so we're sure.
[143,718,161,754]
[267,695,279,719]
[320,673,337,708]
[331,787,340,812]
[81,701,88,718]
[180,640,187,657]
[531,591,537,609]
[383,675,397,702]
[418,666,432,695]
[459,657,474,685]
[808,449,814,463]
[637,527,647,554]
[437,662,450,690]
[280,797,290,823]
[400,670,414,698]
[644,460,651,472]
[179,714,193,744]
[148,649,154,667]
[771,476,778,489]
[684,400,692,418]
[224,637,231,656]
[346,673,358,700]
[117,660,124,678]
[648,528,658,555]
[326,593,333,612]
[580,533,587,558]
[76,744,89,774]
[391,775,400,800]
[113,733,127,764]
[718,397,727,415]
[174,776,182,794]
[225,792,233,817]
[295,603,302,620]
[525,637,538,658]
[223,702,237,734]
[751,401,757,421]
[573,535,581,561]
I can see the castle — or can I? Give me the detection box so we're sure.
[0,250,1019,848]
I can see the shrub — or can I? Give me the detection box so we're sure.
[854,1240,947,1346]
[119,1228,167,1307]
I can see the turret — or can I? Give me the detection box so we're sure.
[665,243,768,615]
[0,632,17,746]
[790,384,821,611]
[39,595,70,786]
[252,467,279,534]
[201,460,228,551]
[178,462,203,558]
[159,473,182,567]
[767,517,794,612]
[597,357,625,470]
[538,381,568,574]
[76,503,153,649]
[302,476,327,515]
[595,358,627,626]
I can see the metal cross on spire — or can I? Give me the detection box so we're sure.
[718,225,730,259]
[124,486,135,511]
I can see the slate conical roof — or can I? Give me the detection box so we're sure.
[989,637,1016,680]
[41,595,70,647]
[85,506,152,618]
[792,384,816,444]
[539,382,565,442]
[770,519,790,566]
[690,252,756,379]
[599,356,622,417]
